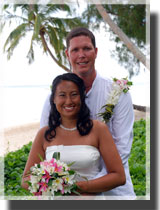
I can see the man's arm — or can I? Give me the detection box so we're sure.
[111,92,134,164]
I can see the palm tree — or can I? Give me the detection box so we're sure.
[2,4,86,72]
[94,4,150,71]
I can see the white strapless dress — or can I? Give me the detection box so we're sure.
[45,145,105,200]
[45,145,101,181]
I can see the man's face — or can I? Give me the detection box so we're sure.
[65,35,98,77]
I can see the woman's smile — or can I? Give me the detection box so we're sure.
[63,106,76,112]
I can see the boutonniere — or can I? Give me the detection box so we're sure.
[98,78,133,123]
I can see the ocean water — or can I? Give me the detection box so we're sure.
[1,82,149,128]
[1,85,51,128]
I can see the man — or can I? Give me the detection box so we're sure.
[40,27,136,199]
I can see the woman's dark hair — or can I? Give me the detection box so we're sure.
[45,73,93,141]
[66,27,96,49]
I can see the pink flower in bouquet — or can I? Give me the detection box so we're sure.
[53,162,63,173]
[116,79,121,85]
[49,158,63,172]
[40,161,50,167]
[42,170,51,183]
[122,79,128,85]
[33,191,42,196]
[49,158,55,165]
[61,188,64,194]
[38,181,48,192]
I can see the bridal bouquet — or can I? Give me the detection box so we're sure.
[98,77,133,123]
[26,153,79,197]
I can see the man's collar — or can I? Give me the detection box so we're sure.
[86,71,99,96]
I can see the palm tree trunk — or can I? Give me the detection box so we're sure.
[133,104,149,112]
[40,32,71,72]
[94,4,150,70]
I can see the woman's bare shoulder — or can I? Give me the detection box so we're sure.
[33,126,49,142]
[92,119,107,130]
[37,126,49,134]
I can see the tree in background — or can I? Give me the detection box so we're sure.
[82,4,148,78]
[1,4,86,72]
[1,3,149,78]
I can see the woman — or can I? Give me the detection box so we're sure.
[21,73,126,195]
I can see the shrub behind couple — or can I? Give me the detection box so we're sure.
[22,27,136,199]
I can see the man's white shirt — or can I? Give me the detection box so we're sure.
[40,73,136,199]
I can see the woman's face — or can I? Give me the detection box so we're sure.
[53,80,81,120]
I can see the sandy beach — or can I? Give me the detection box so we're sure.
[1,110,149,156]
[2,122,40,156]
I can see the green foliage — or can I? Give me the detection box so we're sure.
[2,4,86,69]
[4,142,33,196]
[52,152,60,160]
[98,104,115,123]
[3,23,29,60]
[83,4,146,43]
[82,4,147,78]
[129,119,147,196]
[3,119,147,196]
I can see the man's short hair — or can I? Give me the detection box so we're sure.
[66,27,96,49]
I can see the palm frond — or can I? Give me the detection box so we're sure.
[3,4,9,10]
[47,25,59,51]
[5,32,26,60]
[33,14,41,40]
[48,17,86,29]
[0,21,5,34]
[3,23,29,58]
[2,4,85,72]
[46,25,64,63]
[28,10,35,22]
[2,10,29,23]
[44,4,71,15]
[27,35,35,64]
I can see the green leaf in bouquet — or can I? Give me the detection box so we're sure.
[68,170,76,175]
[48,179,53,187]
[127,81,133,86]
[54,191,62,196]
[123,88,129,93]
[53,152,60,160]
[67,161,75,167]
[52,173,58,178]
[25,180,32,187]
[80,175,88,181]
[37,163,41,168]
[38,154,44,162]
[70,184,81,195]
[72,190,81,195]
[113,78,117,82]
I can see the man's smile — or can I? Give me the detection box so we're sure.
[77,61,89,65]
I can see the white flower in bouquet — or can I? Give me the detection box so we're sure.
[52,177,64,191]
